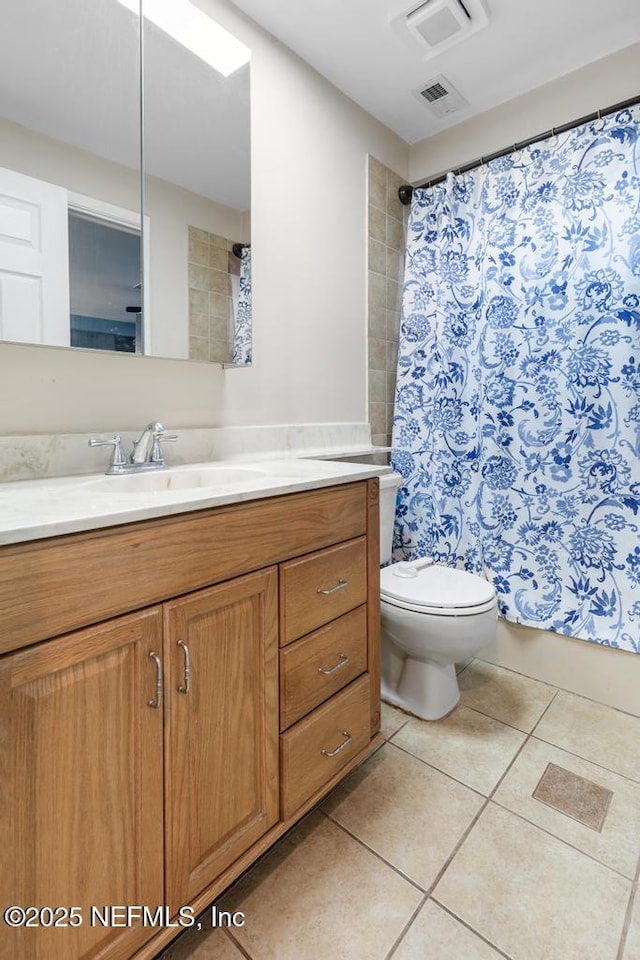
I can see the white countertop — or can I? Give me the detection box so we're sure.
[0,458,390,546]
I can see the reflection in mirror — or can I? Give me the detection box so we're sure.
[232,244,252,365]
[143,0,252,364]
[0,0,251,365]
[0,0,142,350]
[69,211,141,353]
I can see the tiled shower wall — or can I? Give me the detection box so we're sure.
[188,227,240,363]
[368,156,407,448]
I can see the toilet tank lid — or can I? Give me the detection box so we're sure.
[379,470,402,490]
[380,559,495,610]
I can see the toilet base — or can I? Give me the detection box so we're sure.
[382,657,460,721]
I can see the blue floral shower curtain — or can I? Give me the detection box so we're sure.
[232,246,252,365]
[391,105,640,654]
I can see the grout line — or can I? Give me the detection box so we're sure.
[334,681,637,957]
[321,808,427,894]
[486,732,532,802]
[529,687,561,736]
[324,731,535,934]
[386,738,489,799]
[328,728,532,910]
[526,734,640,789]
[531,732,640,787]
[346,684,636,958]
[430,898,515,960]
[381,701,582,959]
[430,678,638,941]
[455,656,474,677]
[222,928,253,960]
[383,894,428,960]
[388,713,539,920]
[475,656,556,688]
[186,670,635,960]
[413,729,537,902]
[476,655,640,721]
[389,672,562,738]
[390,730,516,800]
[460,696,560,736]
[524,670,640,785]
[420,801,487,900]
[444,700,548,737]
[489,797,636,883]
[616,855,640,960]
[383,716,411,741]
[408,661,629,956]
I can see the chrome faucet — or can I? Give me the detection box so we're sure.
[131,421,177,465]
[89,422,178,475]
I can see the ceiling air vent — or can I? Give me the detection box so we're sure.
[420,81,449,103]
[414,74,468,118]
[390,0,488,61]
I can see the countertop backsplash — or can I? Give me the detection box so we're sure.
[0,422,382,484]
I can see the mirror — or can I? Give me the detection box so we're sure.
[0,0,251,365]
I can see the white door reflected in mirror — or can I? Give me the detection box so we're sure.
[0,166,69,346]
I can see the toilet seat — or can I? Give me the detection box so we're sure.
[380,560,496,617]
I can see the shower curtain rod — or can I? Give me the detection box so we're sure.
[398,92,640,205]
[232,242,251,258]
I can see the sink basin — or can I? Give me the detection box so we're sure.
[83,465,268,494]
[79,457,358,498]
[234,458,340,479]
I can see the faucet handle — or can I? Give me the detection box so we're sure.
[150,432,178,465]
[89,435,128,473]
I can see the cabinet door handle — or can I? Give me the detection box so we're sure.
[177,640,191,694]
[317,654,350,675]
[148,651,163,709]
[316,578,348,596]
[321,731,352,758]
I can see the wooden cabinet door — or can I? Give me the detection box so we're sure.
[164,568,279,910]
[0,608,164,960]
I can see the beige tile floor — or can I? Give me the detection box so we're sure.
[159,659,640,960]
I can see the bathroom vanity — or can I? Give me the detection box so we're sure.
[0,463,383,960]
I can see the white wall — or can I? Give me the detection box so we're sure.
[219,12,409,427]
[0,0,408,434]
[409,41,640,184]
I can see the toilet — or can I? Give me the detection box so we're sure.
[379,472,498,721]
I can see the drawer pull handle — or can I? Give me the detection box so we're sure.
[177,640,191,694]
[317,578,348,596]
[148,651,163,709]
[318,654,350,675]
[321,731,352,758]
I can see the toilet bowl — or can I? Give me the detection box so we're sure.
[378,473,498,721]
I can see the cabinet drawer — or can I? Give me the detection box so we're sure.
[279,537,367,646]
[280,675,370,819]
[280,605,368,730]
